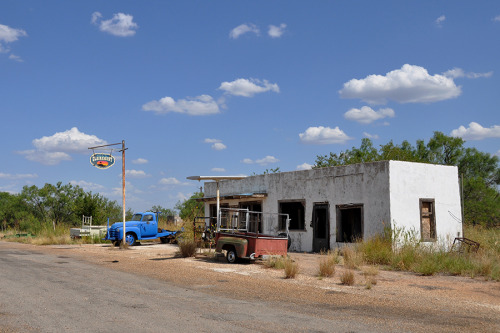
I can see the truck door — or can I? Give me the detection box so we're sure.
[141,214,157,237]
[312,203,330,253]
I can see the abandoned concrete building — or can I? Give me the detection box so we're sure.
[195,160,463,252]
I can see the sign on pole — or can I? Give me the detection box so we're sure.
[90,153,115,169]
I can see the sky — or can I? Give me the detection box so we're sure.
[1,1,499,214]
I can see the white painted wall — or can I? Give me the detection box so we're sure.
[389,161,463,249]
[202,161,462,252]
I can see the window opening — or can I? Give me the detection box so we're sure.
[239,202,262,232]
[420,199,436,241]
[279,201,305,230]
[336,205,363,242]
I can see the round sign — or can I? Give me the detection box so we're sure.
[90,153,115,169]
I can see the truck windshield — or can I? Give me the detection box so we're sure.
[131,214,142,221]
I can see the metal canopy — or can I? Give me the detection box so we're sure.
[186,176,246,181]
[187,175,247,230]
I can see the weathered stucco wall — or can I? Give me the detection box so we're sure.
[204,161,392,252]
[388,161,463,249]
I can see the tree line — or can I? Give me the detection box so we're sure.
[314,132,499,227]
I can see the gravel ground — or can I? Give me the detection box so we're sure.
[3,241,500,332]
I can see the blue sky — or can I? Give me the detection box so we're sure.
[1,1,499,213]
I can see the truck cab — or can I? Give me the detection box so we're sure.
[106,212,180,246]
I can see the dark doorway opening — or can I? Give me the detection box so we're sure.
[312,203,330,252]
[336,205,363,243]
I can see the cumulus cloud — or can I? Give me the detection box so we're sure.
[363,132,380,139]
[0,23,27,58]
[493,15,500,22]
[142,94,220,116]
[450,122,500,140]
[435,15,446,27]
[442,68,493,79]
[0,173,37,180]
[296,163,313,171]
[299,126,353,145]
[125,170,150,178]
[339,64,461,104]
[91,12,138,37]
[17,128,107,165]
[268,23,287,38]
[344,106,395,124]
[132,158,148,164]
[159,177,181,185]
[211,167,226,172]
[69,180,105,191]
[229,23,260,39]
[204,138,227,150]
[219,78,280,97]
[242,156,279,166]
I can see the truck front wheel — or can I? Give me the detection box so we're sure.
[226,248,237,264]
[125,233,137,246]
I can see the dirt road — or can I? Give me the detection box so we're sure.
[1,241,499,332]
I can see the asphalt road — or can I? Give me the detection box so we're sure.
[0,242,377,333]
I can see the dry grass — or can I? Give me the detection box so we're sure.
[264,256,287,269]
[178,239,197,257]
[318,250,338,278]
[284,257,299,279]
[340,269,355,285]
[362,266,379,289]
[342,246,364,269]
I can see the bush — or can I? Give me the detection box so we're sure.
[284,257,299,279]
[318,250,338,277]
[340,270,355,285]
[264,256,287,269]
[342,247,364,269]
[178,239,197,257]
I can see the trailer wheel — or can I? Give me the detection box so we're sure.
[226,248,237,264]
[125,233,136,246]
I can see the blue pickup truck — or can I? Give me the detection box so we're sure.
[105,212,181,246]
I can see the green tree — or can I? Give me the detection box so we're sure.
[175,192,204,222]
[313,132,500,227]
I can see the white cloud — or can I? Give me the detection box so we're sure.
[211,167,226,172]
[299,126,353,145]
[493,15,500,22]
[125,170,150,178]
[296,163,313,171]
[0,173,37,180]
[363,132,380,139]
[159,177,181,185]
[268,23,287,38]
[204,138,221,143]
[435,15,446,27]
[0,24,27,58]
[219,78,280,97]
[91,12,138,37]
[344,106,395,124]
[443,67,493,79]
[17,127,107,165]
[212,142,227,150]
[242,156,279,166]
[339,64,461,104]
[450,122,500,140]
[229,23,260,39]
[69,180,105,191]
[8,54,23,62]
[496,150,500,157]
[142,94,220,116]
[132,158,148,164]
[204,138,226,150]
[17,150,72,165]
[34,127,106,153]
